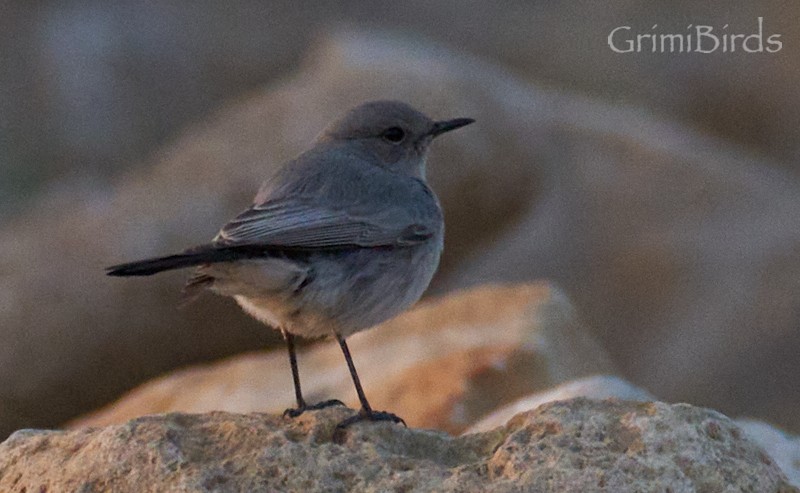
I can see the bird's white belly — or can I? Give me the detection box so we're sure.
[234,295,284,329]
[230,240,442,340]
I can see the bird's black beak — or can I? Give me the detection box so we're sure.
[429,117,475,138]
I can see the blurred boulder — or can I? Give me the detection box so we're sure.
[4,2,800,221]
[3,400,795,492]
[445,92,800,430]
[1,30,526,435]
[71,283,615,434]
[0,27,561,436]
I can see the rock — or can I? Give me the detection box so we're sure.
[466,375,655,434]
[71,283,615,435]
[2,400,795,492]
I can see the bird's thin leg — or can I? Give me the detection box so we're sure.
[334,333,405,430]
[285,330,306,410]
[337,333,372,412]
[282,329,344,418]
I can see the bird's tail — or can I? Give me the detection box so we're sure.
[106,252,212,276]
[106,245,272,277]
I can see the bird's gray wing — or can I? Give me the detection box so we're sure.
[213,198,433,249]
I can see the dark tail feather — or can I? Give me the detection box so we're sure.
[106,244,283,277]
[106,252,215,276]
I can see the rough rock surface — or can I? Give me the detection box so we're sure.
[72,283,615,435]
[2,400,795,493]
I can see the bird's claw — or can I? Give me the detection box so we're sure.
[283,399,346,418]
[335,409,406,430]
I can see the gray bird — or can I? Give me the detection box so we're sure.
[107,100,474,429]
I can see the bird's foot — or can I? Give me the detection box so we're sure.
[335,408,406,431]
[332,408,406,443]
[283,399,346,418]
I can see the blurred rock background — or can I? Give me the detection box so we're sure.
[2,1,799,438]
[4,1,799,220]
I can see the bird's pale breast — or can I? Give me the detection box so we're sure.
[230,233,442,339]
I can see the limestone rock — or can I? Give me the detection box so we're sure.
[72,283,615,435]
[466,375,655,434]
[3,400,796,492]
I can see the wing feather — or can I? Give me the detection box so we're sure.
[214,198,431,249]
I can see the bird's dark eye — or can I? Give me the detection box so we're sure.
[382,127,406,143]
